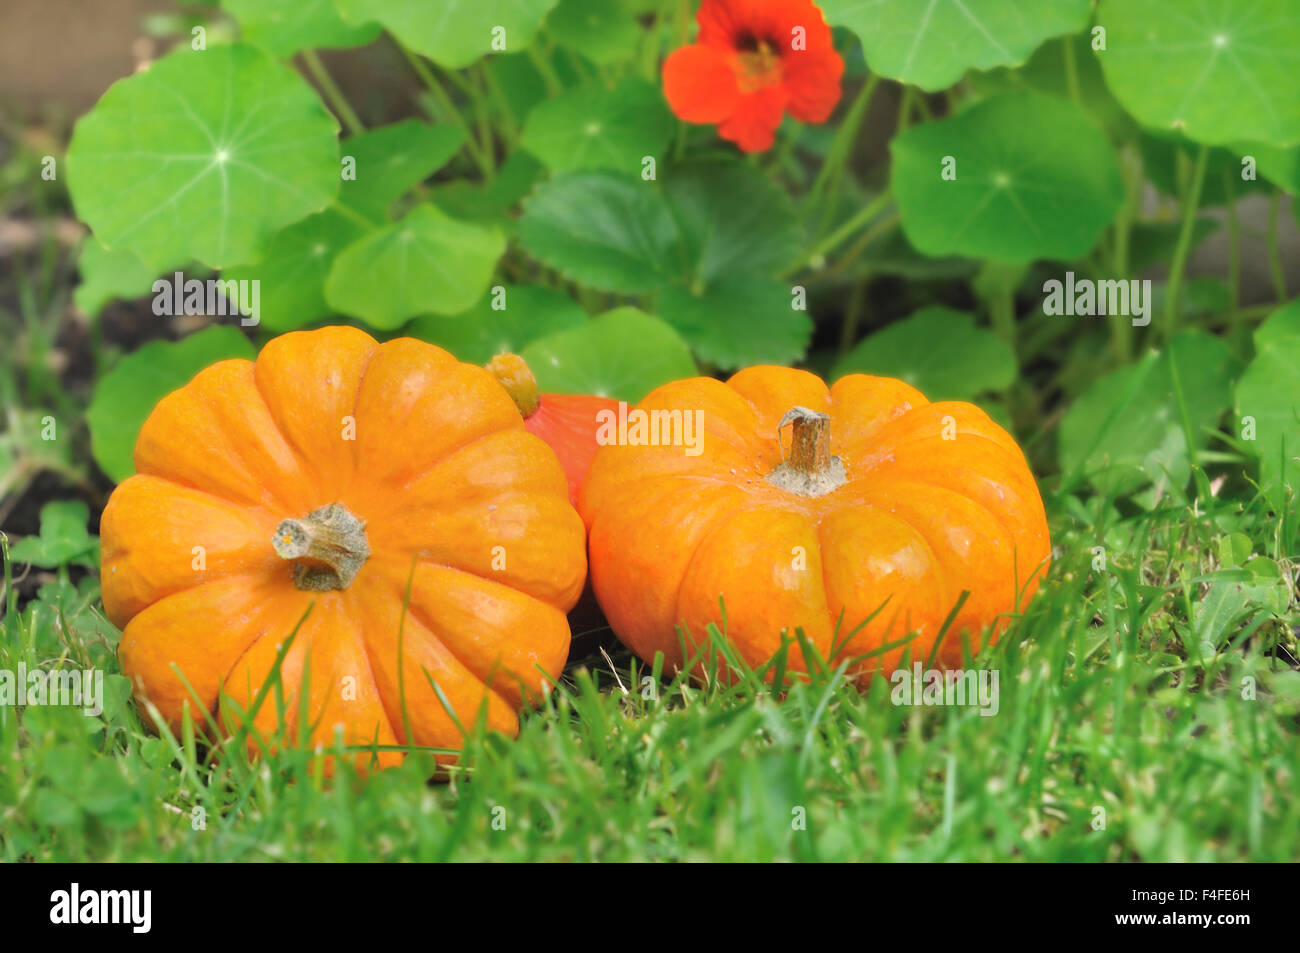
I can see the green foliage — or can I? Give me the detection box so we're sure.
[519,308,697,401]
[8,502,98,568]
[1098,0,1300,147]
[890,92,1123,262]
[833,306,1016,399]
[66,44,340,269]
[86,327,255,483]
[335,0,559,68]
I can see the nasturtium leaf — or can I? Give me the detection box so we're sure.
[971,33,1134,141]
[74,240,180,318]
[520,78,673,174]
[433,151,546,226]
[890,92,1123,263]
[1097,0,1300,148]
[407,284,588,364]
[1139,133,1265,206]
[520,308,697,402]
[222,0,380,57]
[66,44,340,270]
[1253,299,1300,350]
[1236,141,1300,194]
[519,159,801,296]
[518,171,678,293]
[1236,336,1300,502]
[831,307,1015,399]
[1060,331,1240,493]
[336,0,559,69]
[548,0,642,64]
[820,0,1091,91]
[662,159,803,287]
[8,501,99,569]
[1129,220,1220,273]
[658,278,812,369]
[324,204,504,328]
[339,120,466,220]
[224,208,370,331]
[87,326,255,483]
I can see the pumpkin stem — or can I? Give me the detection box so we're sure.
[486,352,541,418]
[272,503,371,591]
[765,406,847,498]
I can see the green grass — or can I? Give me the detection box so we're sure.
[2,482,1296,862]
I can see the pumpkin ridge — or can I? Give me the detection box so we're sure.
[374,586,518,720]
[813,505,947,664]
[338,587,417,751]
[372,420,532,507]
[848,476,1028,563]
[402,551,574,620]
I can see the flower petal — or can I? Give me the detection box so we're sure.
[717,84,788,152]
[664,44,741,123]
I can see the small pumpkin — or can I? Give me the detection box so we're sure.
[101,326,586,768]
[486,352,619,507]
[579,366,1050,676]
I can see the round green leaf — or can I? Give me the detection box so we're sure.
[821,0,1091,91]
[224,208,371,331]
[66,44,340,269]
[1254,298,1300,350]
[222,0,381,57]
[88,326,255,483]
[324,204,505,328]
[1097,0,1300,147]
[1236,336,1300,502]
[407,284,588,364]
[518,171,678,293]
[520,78,673,173]
[74,240,181,318]
[519,159,801,295]
[1139,132,1266,206]
[548,0,641,64]
[890,92,1123,263]
[520,308,697,401]
[662,159,802,287]
[336,0,559,69]
[658,278,811,369]
[340,121,466,221]
[831,306,1015,399]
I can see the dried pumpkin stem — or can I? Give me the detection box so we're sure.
[272,503,371,591]
[765,406,847,498]
[486,352,541,418]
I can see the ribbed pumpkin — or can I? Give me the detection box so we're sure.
[579,366,1050,676]
[100,326,586,769]
[486,352,619,507]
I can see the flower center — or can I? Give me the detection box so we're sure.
[732,34,783,92]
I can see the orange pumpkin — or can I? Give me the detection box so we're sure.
[100,326,586,769]
[486,352,620,507]
[579,366,1050,677]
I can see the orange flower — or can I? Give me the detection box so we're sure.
[663,0,844,153]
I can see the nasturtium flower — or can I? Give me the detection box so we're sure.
[662,0,844,153]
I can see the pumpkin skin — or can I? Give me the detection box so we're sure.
[100,326,586,769]
[579,366,1050,677]
[486,353,620,507]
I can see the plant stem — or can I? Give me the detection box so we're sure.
[1061,36,1081,106]
[397,41,492,178]
[301,50,365,137]
[786,191,893,276]
[1267,192,1288,303]
[1163,143,1209,339]
[1223,166,1240,330]
[804,75,878,224]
